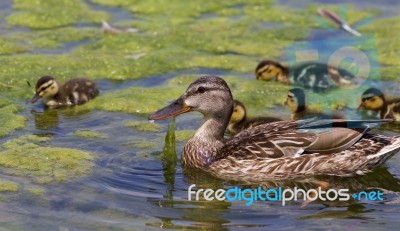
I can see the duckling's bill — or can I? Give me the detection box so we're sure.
[149,97,191,120]
[30,92,41,104]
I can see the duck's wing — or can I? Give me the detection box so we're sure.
[218,120,314,160]
[217,119,388,161]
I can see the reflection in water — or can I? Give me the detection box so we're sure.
[142,123,400,229]
[161,118,177,204]
[148,119,232,230]
[31,109,59,130]
[31,106,93,130]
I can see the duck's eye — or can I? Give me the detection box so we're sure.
[234,109,237,112]
[198,86,206,93]
[370,98,376,102]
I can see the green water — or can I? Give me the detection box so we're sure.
[0,0,400,230]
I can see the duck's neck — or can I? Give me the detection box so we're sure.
[291,105,306,120]
[182,113,231,168]
[277,66,290,84]
[379,102,390,119]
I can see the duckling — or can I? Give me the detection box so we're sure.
[358,88,400,121]
[228,100,281,135]
[285,88,343,120]
[30,76,99,107]
[149,76,400,181]
[255,60,355,91]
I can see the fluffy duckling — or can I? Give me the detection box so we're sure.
[358,88,400,121]
[31,76,99,107]
[285,88,343,120]
[255,60,355,91]
[228,100,281,135]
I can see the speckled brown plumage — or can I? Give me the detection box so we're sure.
[31,76,99,107]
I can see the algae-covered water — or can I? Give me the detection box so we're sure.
[0,0,400,230]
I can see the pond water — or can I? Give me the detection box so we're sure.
[0,0,400,230]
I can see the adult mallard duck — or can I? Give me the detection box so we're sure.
[149,76,400,181]
[31,76,99,107]
[358,88,400,121]
[227,99,282,135]
[285,88,344,120]
[255,60,355,91]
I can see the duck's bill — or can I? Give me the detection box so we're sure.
[148,97,191,120]
[357,103,364,110]
[30,93,40,104]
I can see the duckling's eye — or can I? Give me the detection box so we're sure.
[197,86,206,93]
[370,98,376,102]
[234,109,237,112]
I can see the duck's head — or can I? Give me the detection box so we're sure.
[284,88,306,113]
[149,76,234,121]
[255,60,285,81]
[358,88,385,111]
[31,76,59,104]
[229,100,246,124]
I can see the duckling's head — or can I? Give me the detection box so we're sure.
[285,88,306,113]
[358,88,385,111]
[255,60,285,81]
[149,76,233,121]
[229,100,247,124]
[31,76,59,104]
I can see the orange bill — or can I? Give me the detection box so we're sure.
[148,97,191,120]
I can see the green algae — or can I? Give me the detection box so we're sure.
[124,139,156,149]
[361,16,400,79]
[0,136,94,184]
[84,85,185,115]
[74,130,108,139]
[92,0,273,18]
[0,105,27,138]
[0,0,319,87]
[0,37,28,55]
[27,187,45,196]
[0,180,19,192]
[7,0,109,29]
[1,135,51,149]
[175,130,196,142]
[124,121,163,132]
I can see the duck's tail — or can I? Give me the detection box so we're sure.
[367,136,400,168]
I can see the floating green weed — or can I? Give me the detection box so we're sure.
[0,135,94,184]
[8,0,109,29]
[74,130,108,139]
[0,180,19,192]
[0,105,27,138]
[125,121,163,132]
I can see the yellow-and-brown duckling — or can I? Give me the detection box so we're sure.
[228,99,281,135]
[358,88,400,121]
[30,76,99,107]
[255,60,355,91]
[149,76,400,181]
[285,88,343,120]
